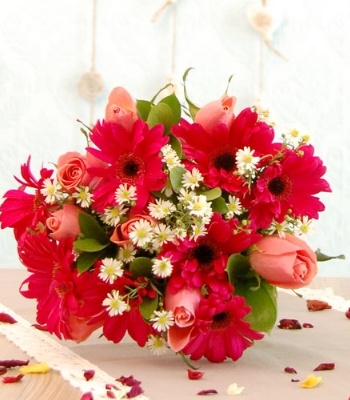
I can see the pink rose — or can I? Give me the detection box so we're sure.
[248,234,318,289]
[165,287,201,352]
[46,204,81,240]
[105,87,138,130]
[68,315,103,343]
[194,95,236,132]
[110,214,156,246]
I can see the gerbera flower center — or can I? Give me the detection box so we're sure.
[212,149,236,172]
[268,175,292,199]
[210,311,234,331]
[116,153,145,185]
[193,244,215,271]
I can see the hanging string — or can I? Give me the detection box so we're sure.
[151,0,176,23]
[78,0,104,126]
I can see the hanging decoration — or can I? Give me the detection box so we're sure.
[78,0,104,126]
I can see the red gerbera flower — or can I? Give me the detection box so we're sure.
[87,119,169,212]
[247,144,332,228]
[172,107,275,194]
[183,293,264,362]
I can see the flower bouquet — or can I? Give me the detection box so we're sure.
[0,70,332,363]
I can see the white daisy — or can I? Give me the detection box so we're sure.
[161,144,181,170]
[115,183,137,205]
[146,334,168,356]
[40,178,63,203]
[181,168,203,190]
[102,290,129,316]
[186,195,213,218]
[148,199,176,219]
[151,223,175,247]
[72,186,93,208]
[226,195,243,217]
[98,258,124,284]
[235,146,260,175]
[117,243,137,263]
[295,216,314,236]
[265,220,289,238]
[152,256,173,278]
[101,204,128,226]
[128,219,153,247]
[190,222,207,241]
[150,310,174,332]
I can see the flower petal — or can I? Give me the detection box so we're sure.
[313,362,335,371]
[227,383,244,395]
[0,312,17,324]
[284,367,297,374]
[277,319,302,329]
[2,374,24,383]
[300,374,322,388]
[306,299,331,311]
[19,362,50,374]
[197,389,218,395]
[188,369,204,380]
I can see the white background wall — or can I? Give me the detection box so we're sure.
[0,0,349,276]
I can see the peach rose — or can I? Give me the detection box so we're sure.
[68,315,103,343]
[110,214,156,246]
[46,204,81,240]
[194,94,236,132]
[248,234,318,289]
[165,287,201,352]
[105,87,138,130]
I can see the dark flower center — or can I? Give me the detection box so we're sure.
[213,152,235,172]
[210,311,233,331]
[268,175,292,199]
[193,244,215,267]
[117,153,145,184]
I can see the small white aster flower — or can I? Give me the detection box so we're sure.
[190,222,207,241]
[226,195,243,217]
[295,216,314,236]
[152,256,173,278]
[151,223,175,247]
[178,188,196,203]
[266,220,289,238]
[150,310,174,332]
[129,219,153,247]
[118,243,137,263]
[186,195,213,218]
[101,205,128,226]
[182,168,203,190]
[40,178,63,203]
[161,144,182,170]
[148,199,176,219]
[235,146,260,175]
[115,183,137,205]
[175,226,187,239]
[161,179,174,197]
[98,258,124,284]
[72,186,93,208]
[102,290,129,316]
[146,334,168,356]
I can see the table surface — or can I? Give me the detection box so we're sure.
[0,268,349,400]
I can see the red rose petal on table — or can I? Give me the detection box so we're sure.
[345,308,350,319]
[277,319,302,329]
[307,299,332,311]
[302,322,314,328]
[0,312,17,324]
[313,362,335,371]
[106,384,118,390]
[32,323,48,331]
[126,384,144,398]
[291,379,300,382]
[106,391,116,399]
[83,369,95,381]
[0,366,7,375]
[2,374,24,383]
[0,359,29,368]
[284,367,297,374]
[188,369,204,380]
[197,389,218,395]
[81,392,94,400]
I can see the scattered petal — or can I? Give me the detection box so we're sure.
[277,319,302,329]
[345,308,350,319]
[2,374,24,383]
[116,375,141,387]
[81,392,94,400]
[300,374,322,388]
[188,369,204,380]
[106,384,118,390]
[284,367,297,374]
[84,369,95,381]
[313,362,335,371]
[302,322,314,328]
[106,391,116,399]
[0,312,17,324]
[19,362,50,374]
[291,379,300,382]
[227,383,244,395]
[32,323,48,331]
[0,359,29,368]
[307,299,331,311]
[126,384,144,398]
[0,366,7,375]
[197,389,218,395]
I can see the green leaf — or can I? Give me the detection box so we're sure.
[130,257,154,278]
[160,93,181,124]
[79,213,109,244]
[136,99,153,121]
[210,197,229,214]
[150,83,174,103]
[139,294,159,320]
[182,68,200,120]
[202,187,222,201]
[76,251,103,274]
[73,238,109,252]
[315,249,346,262]
[169,166,186,193]
[147,102,174,132]
[168,134,183,159]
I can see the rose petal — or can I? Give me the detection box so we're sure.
[126,384,144,398]
[291,379,300,382]
[106,391,116,399]
[307,299,331,311]
[84,369,95,381]
[2,374,24,383]
[19,362,50,374]
[300,374,322,388]
[277,319,302,329]
[313,362,335,371]
[81,392,94,400]
[302,322,314,328]
[0,367,7,376]
[0,312,17,324]
[197,389,218,395]
[188,369,204,380]
[0,359,29,368]
[284,367,297,374]
[345,308,350,319]
[116,375,141,387]
[227,383,244,395]
[32,323,48,331]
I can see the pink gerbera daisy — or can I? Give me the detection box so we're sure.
[183,293,264,362]
[87,119,169,212]
[247,144,332,228]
